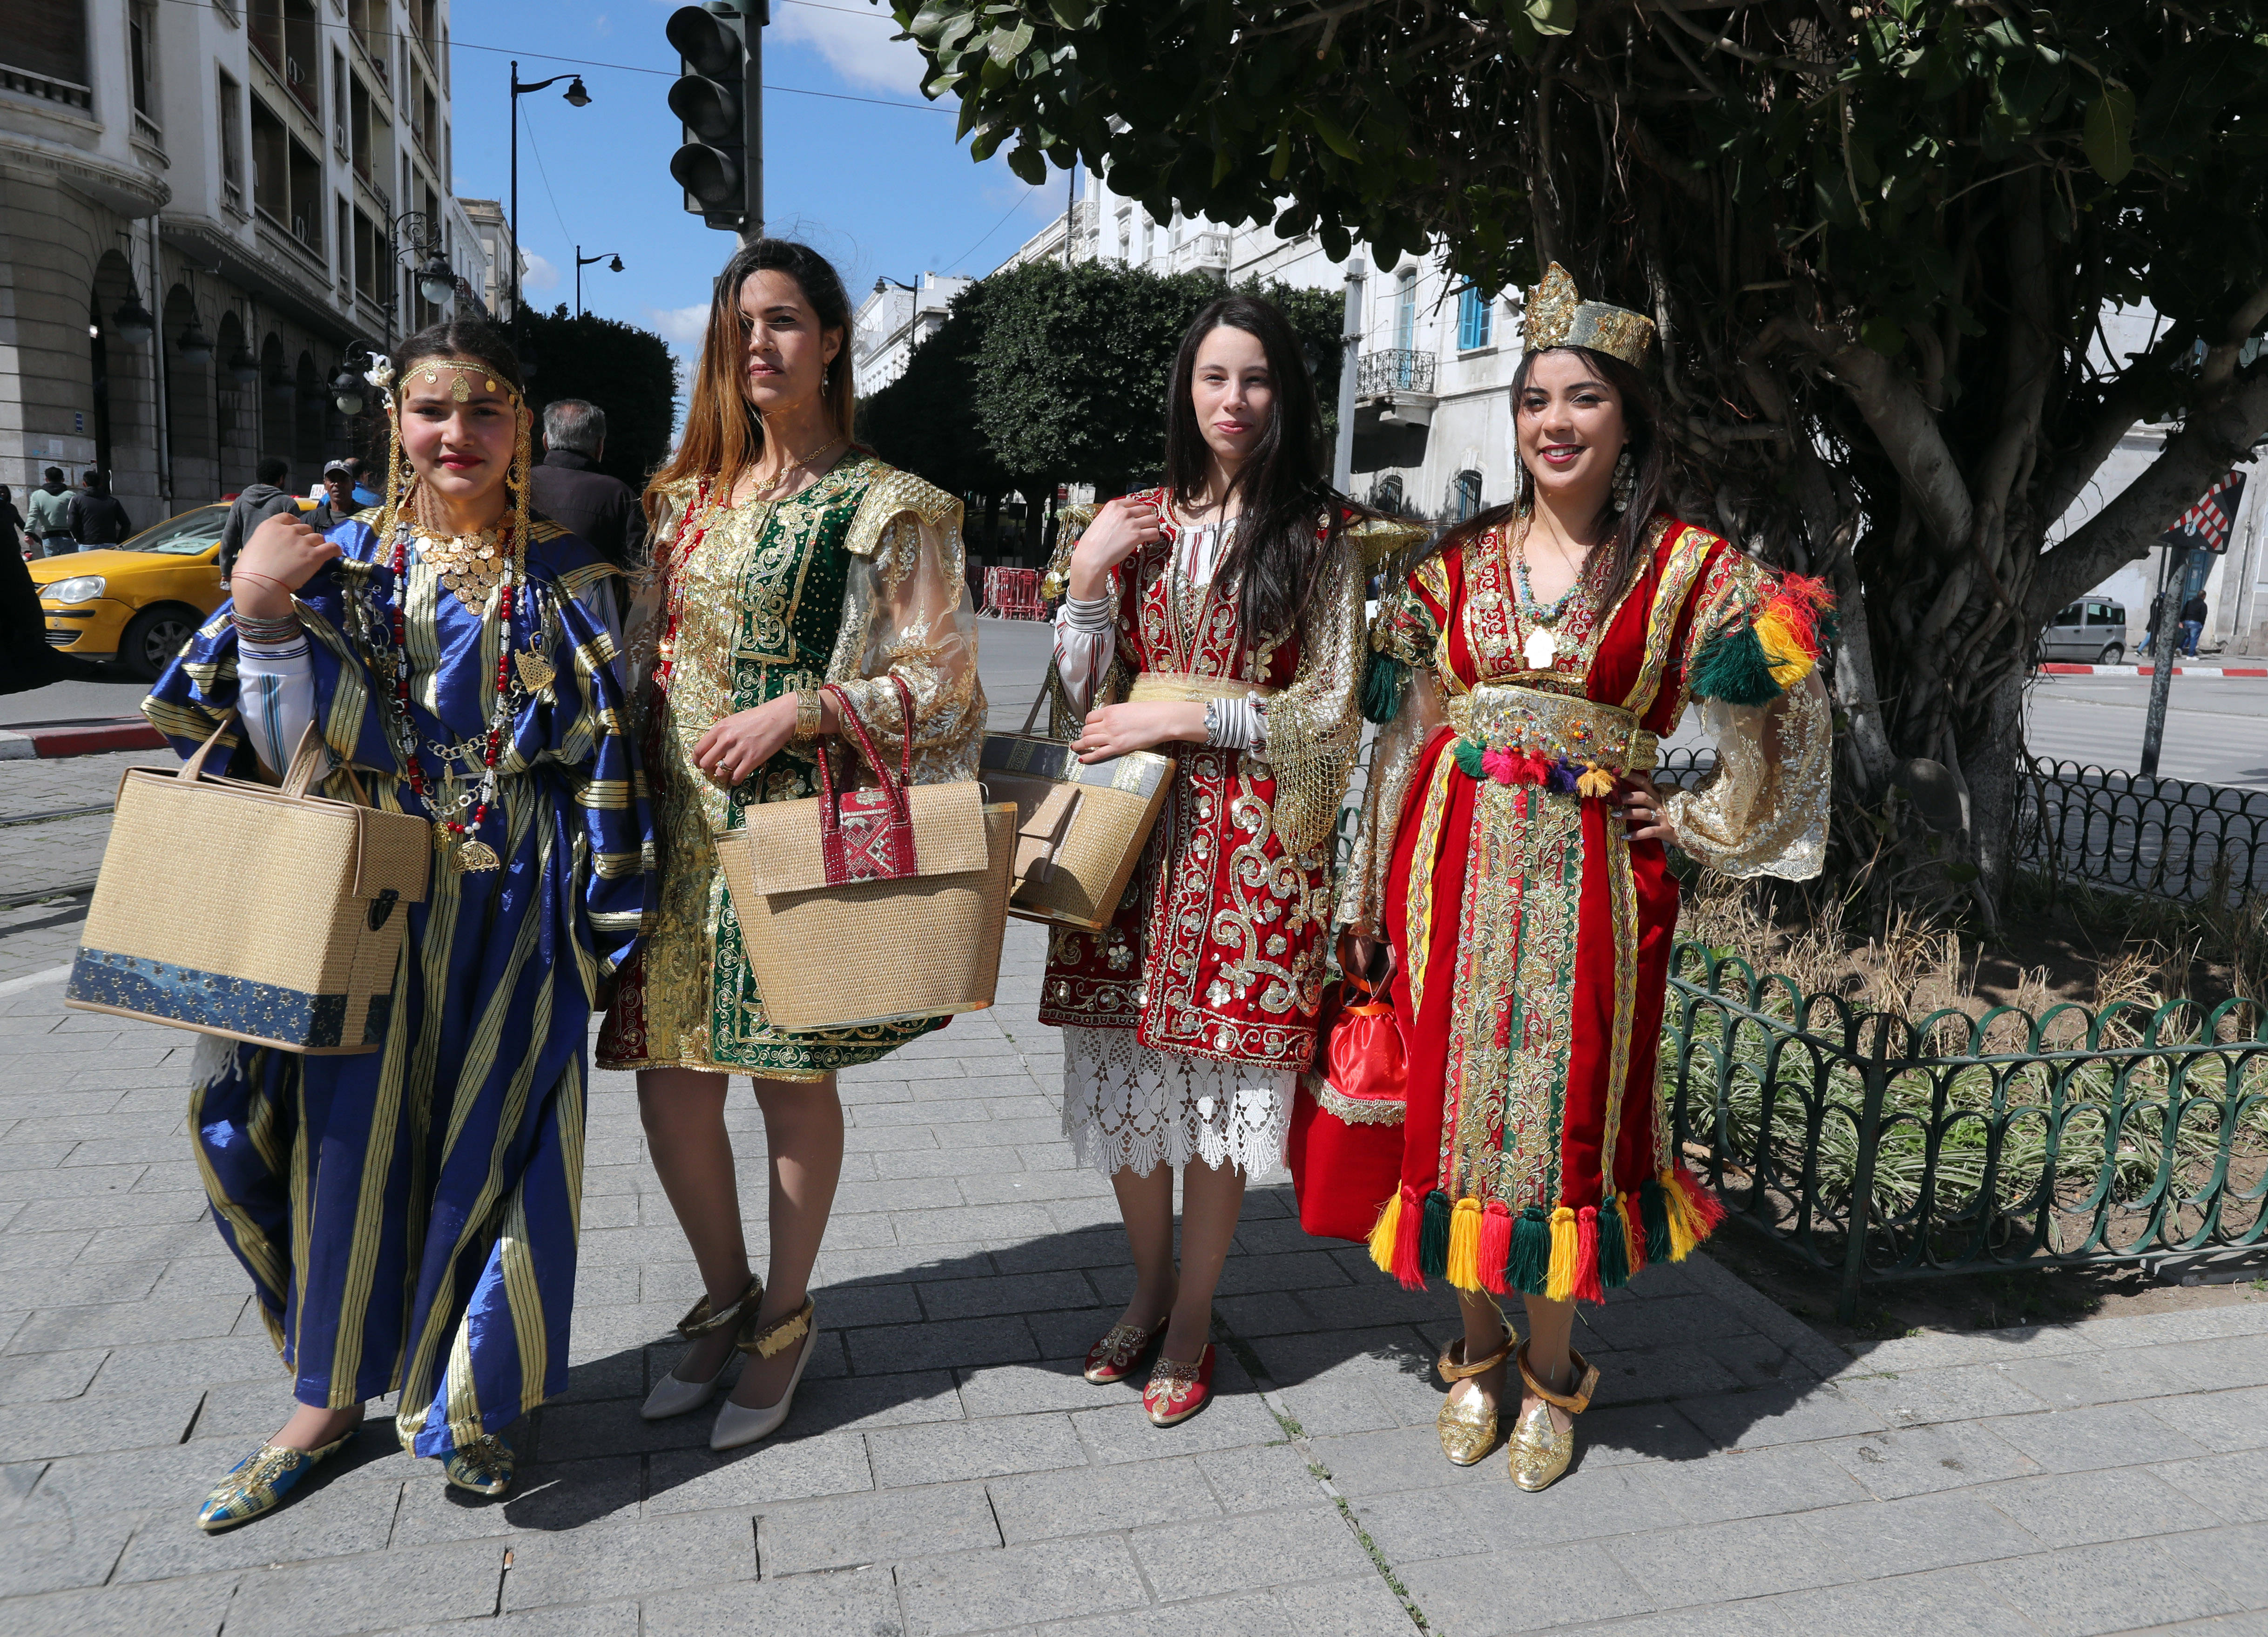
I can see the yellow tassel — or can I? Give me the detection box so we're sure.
[1755,606,1817,688]
[1660,1170,1698,1260]
[1576,764,1617,799]
[1368,1189,1404,1275]
[1445,1197,1483,1290]
[1544,1205,1578,1302]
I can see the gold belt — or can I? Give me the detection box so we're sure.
[1127,671,1279,704]
[1447,683,1658,774]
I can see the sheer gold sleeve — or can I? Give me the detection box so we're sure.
[825,471,985,785]
[1662,670,1830,879]
[1336,562,1450,932]
[1259,532,1367,858]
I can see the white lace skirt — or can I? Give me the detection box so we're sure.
[1061,1025,1294,1178]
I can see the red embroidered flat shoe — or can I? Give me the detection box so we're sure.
[1143,1343,1215,1427]
[1084,1316,1168,1385]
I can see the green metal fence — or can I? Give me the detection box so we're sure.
[1666,944,2268,1321]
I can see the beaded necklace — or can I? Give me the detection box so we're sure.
[1510,521,1596,670]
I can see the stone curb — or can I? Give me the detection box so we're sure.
[0,719,165,760]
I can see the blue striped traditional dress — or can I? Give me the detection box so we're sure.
[141,513,653,1459]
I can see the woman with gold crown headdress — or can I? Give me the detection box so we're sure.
[1323,264,1832,1491]
[140,318,654,1526]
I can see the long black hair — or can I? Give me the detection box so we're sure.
[1428,344,1667,601]
[1161,294,1347,648]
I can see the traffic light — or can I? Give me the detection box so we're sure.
[667,1,765,233]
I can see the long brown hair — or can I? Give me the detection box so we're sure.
[645,238,856,529]
[1428,345,1667,599]
[1161,294,1351,648]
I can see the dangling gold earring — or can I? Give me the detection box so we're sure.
[1612,449,1636,512]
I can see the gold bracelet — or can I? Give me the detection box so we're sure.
[792,688,824,743]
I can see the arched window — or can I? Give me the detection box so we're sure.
[1449,470,1483,523]
[1371,474,1405,515]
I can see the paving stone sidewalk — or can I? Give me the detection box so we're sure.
[4,918,2266,1637]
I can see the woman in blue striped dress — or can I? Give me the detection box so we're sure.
[139,319,653,1527]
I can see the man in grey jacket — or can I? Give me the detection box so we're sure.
[23,468,74,557]
[218,457,300,585]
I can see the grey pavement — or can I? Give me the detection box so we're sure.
[7,612,2268,1634]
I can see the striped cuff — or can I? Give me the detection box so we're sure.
[1208,696,1265,750]
[1061,592,1114,634]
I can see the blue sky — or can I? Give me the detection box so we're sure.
[447,0,1069,369]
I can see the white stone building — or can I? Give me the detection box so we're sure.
[0,0,491,524]
[852,271,971,394]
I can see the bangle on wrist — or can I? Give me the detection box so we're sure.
[791,687,824,743]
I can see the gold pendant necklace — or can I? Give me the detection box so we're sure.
[741,435,844,502]
[419,525,510,612]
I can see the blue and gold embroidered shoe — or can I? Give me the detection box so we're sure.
[442,1432,514,1497]
[196,1429,357,1532]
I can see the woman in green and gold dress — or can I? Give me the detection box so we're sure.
[597,239,983,1449]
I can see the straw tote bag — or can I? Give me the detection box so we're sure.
[66,717,432,1054]
[717,676,1016,1033]
[1288,955,1408,1243]
[980,688,1174,930]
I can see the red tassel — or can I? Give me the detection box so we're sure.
[1389,1184,1426,1289]
[1618,1193,1647,1273]
[1513,751,1553,785]
[1672,1165,1728,1233]
[1573,1205,1604,1303]
[1477,1200,1514,1295]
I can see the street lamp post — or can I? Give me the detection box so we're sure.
[508,61,592,324]
[387,211,459,349]
[574,247,624,318]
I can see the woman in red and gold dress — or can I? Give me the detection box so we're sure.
[1039,295,1402,1426]
[1337,265,1831,1489]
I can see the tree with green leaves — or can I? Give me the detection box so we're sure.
[860,260,1345,561]
[515,306,681,494]
[892,0,2268,916]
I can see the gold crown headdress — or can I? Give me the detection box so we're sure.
[373,357,534,579]
[1522,264,1655,369]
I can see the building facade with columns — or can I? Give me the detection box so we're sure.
[0,0,490,527]
[852,271,972,394]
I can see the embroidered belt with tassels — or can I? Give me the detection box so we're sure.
[1367,1169,1728,1303]
[1442,685,1659,800]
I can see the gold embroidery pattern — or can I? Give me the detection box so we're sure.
[1616,522,1716,717]
[1402,746,1458,1017]
[1598,808,1640,1194]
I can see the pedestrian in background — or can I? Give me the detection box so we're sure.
[2140,590,2167,656]
[218,456,298,584]
[0,485,24,561]
[65,468,132,546]
[530,399,643,571]
[25,466,74,556]
[2182,591,2208,656]
[307,458,363,531]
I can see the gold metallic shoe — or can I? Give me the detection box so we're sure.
[1509,1340,1600,1492]
[197,1427,358,1531]
[442,1432,515,1497]
[1434,1328,1513,1466]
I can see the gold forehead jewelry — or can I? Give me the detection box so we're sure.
[401,359,521,408]
[1522,263,1655,369]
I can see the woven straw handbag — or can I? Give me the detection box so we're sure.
[718,677,1015,1034]
[66,718,432,1054]
[979,689,1174,930]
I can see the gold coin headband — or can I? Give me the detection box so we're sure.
[369,356,524,409]
[1522,263,1655,369]
[362,354,534,564]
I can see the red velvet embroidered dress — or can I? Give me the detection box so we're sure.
[1338,515,1831,1299]
[1039,492,1369,1175]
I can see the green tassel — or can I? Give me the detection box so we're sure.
[1506,1205,1552,1295]
[1361,650,1406,724]
[1451,737,1487,781]
[1418,1189,1453,1278]
[1689,624,1782,707]
[1640,1180,1674,1265]
[1597,1201,1631,1290]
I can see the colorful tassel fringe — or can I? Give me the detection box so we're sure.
[1360,650,1406,724]
[1368,1188,1404,1276]
[1452,738,1487,781]
[1477,1201,1514,1295]
[1507,1205,1552,1294]
[1618,1193,1647,1274]
[1691,573,1836,707]
[1573,1206,1605,1302]
[1372,1185,1426,1290]
[1446,1197,1483,1289]
[1418,1189,1453,1279]
[1544,1205,1579,1301]
[1597,1198,1632,1289]
[1576,764,1618,799]
[1639,1179,1674,1265]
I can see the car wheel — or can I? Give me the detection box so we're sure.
[2098,643,2124,666]
[122,606,200,681]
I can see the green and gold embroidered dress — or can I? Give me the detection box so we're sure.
[1340,516,1831,1300]
[598,452,983,1080]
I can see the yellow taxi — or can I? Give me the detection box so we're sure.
[33,503,233,679]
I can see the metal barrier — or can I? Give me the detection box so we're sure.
[2021,758,2268,901]
[1667,944,2268,1320]
[983,567,1046,621]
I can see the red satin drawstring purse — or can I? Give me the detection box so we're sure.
[1288,946,1408,1243]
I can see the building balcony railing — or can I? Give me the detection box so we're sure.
[1358,349,1437,397]
[1170,230,1230,275]
[0,62,94,111]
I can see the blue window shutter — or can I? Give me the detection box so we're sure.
[1458,285,1491,350]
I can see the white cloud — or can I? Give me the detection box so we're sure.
[648,303,713,346]
[521,251,560,292]
[591,14,612,37]
[770,2,929,95]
